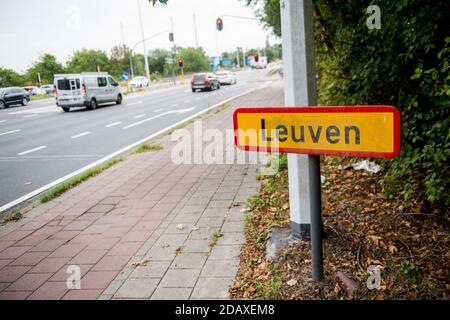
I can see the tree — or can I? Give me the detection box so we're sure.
[0,68,26,87]
[109,45,133,79]
[245,0,450,207]
[148,49,170,76]
[26,54,64,85]
[66,49,110,74]
[178,47,211,73]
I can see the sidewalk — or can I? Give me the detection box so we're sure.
[0,80,284,300]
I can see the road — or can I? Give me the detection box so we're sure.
[0,69,270,210]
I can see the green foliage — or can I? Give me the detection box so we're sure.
[26,54,64,84]
[247,0,450,207]
[0,67,27,87]
[66,49,110,74]
[177,47,211,73]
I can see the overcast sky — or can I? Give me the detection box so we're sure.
[0,0,280,72]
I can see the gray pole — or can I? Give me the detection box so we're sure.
[170,17,177,85]
[193,14,199,47]
[236,47,240,67]
[137,0,151,82]
[280,0,323,280]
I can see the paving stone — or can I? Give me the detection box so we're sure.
[216,233,246,246]
[27,281,69,300]
[183,240,212,254]
[80,271,117,290]
[221,221,245,233]
[6,273,53,291]
[159,269,201,288]
[62,289,103,300]
[200,260,239,278]
[129,261,171,279]
[150,287,192,300]
[114,278,159,299]
[171,253,207,269]
[191,277,233,299]
[209,245,241,261]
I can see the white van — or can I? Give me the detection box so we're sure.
[54,72,122,112]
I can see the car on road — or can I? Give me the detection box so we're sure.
[215,71,237,85]
[54,72,122,112]
[129,76,149,89]
[40,84,54,94]
[23,86,46,96]
[0,87,30,109]
[191,73,221,92]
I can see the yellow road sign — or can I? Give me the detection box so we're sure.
[233,106,401,158]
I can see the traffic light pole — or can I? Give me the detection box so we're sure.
[280,0,323,281]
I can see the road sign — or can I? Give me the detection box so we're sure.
[233,106,401,158]
[121,72,129,81]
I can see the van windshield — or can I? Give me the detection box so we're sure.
[57,79,80,90]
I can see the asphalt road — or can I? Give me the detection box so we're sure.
[0,69,270,209]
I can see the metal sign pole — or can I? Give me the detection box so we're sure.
[280,0,324,280]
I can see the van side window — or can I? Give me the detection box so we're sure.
[108,77,118,87]
[97,77,107,87]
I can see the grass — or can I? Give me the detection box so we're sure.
[132,143,162,154]
[40,157,123,203]
[30,94,53,101]
[210,231,224,247]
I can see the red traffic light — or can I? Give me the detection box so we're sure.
[254,54,259,63]
[216,18,223,31]
[178,58,184,67]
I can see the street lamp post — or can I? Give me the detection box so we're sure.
[137,0,151,82]
[129,30,170,81]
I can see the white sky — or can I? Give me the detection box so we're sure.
[0,0,280,72]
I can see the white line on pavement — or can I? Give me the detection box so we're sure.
[134,114,146,119]
[172,104,179,107]
[0,120,7,124]
[18,145,47,156]
[0,85,262,213]
[106,122,122,128]
[124,107,196,129]
[0,129,21,136]
[71,131,91,139]
[127,101,143,106]
[24,114,38,118]
[154,108,164,113]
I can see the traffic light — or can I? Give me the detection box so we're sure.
[169,32,174,42]
[254,54,259,63]
[216,18,223,31]
[178,58,184,68]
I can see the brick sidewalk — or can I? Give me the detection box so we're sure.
[0,80,284,300]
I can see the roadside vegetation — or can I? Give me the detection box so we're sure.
[132,143,163,155]
[230,155,449,299]
[40,157,123,203]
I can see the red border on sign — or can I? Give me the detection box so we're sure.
[233,106,401,159]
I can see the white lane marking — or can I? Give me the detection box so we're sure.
[154,108,164,113]
[9,105,58,115]
[24,114,38,118]
[106,121,122,128]
[71,131,91,139]
[0,85,262,213]
[171,104,179,107]
[127,101,143,106]
[18,145,47,156]
[124,107,196,129]
[134,114,146,119]
[0,129,21,136]
[0,120,7,123]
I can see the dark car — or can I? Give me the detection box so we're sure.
[191,73,220,92]
[0,87,30,109]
